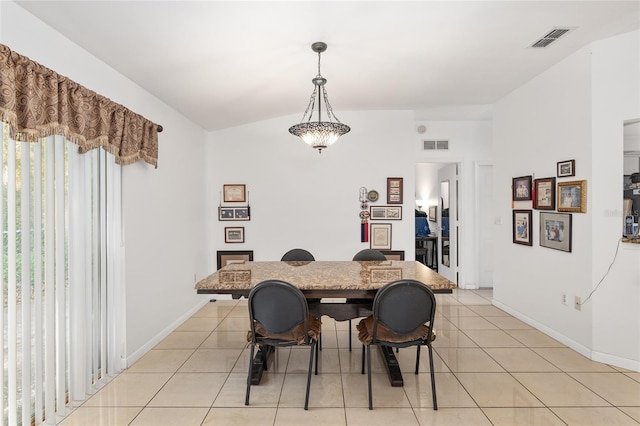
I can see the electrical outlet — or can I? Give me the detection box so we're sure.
[561,293,567,305]
[574,296,582,311]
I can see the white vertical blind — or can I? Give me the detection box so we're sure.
[1,124,125,425]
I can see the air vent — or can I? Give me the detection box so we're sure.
[423,140,449,151]
[530,27,572,48]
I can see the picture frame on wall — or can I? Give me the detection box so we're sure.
[224,227,245,243]
[512,175,532,201]
[223,184,246,202]
[557,160,576,178]
[386,177,403,204]
[428,206,437,222]
[216,250,253,270]
[218,206,251,221]
[557,180,587,213]
[512,210,533,246]
[380,250,405,260]
[370,223,392,250]
[533,177,556,210]
[370,206,402,220]
[540,212,572,252]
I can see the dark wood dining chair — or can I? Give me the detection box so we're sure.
[356,279,438,410]
[246,280,320,410]
[281,248,316,261]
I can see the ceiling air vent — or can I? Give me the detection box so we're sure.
[531,28,572,48]
[423,140,449,151]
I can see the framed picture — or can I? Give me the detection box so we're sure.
[370,223,392,250]
[512,210,532,246]
[533,177,556,210]
[557,180,587,213]
[380,250,405,261]
[386,177,403,204]
[216,250,253,270]
[540,212,572,252]
[557,160,575,178]
[428,206,437,222]
[218,206,250,221]
[512,175,532,201]
[370,206,402,220]
[223,184,246,202]
[224,226,245,243]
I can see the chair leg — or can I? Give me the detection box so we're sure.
[367,345,373,410]
[348,319,352,351]
[415,345,421,374]
[304,341,316,410]
[428,344,438,410]
[361,344,365,374]
[315,338,319,375]
[245,344,255,405]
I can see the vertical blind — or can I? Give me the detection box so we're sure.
[1,122,125,425]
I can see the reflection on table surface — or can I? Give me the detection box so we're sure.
[195,260,456,295]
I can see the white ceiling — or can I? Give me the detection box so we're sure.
[15,1,640,131]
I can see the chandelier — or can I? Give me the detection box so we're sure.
[288,42,350,153]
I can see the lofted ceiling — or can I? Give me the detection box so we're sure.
[14,1,640,131]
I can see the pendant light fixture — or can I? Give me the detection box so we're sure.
[288,42,350,153]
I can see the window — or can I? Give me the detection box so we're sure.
[1,123,125,425]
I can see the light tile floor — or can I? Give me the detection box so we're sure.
[60,289,640,425]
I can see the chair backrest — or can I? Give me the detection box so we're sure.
[281,248,316,261]
[248,279,309,336]
[372,279,436,337]
[352,249,387,261]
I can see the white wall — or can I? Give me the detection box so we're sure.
[1,1,210,365]
[493,30,640,370]
[590,31,640,369]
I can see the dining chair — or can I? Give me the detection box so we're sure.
[356,279,438,410]
[281,248,316,261]
[246,280,321,410]
[347,249,387,351]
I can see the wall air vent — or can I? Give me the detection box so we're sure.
[530,27,572,48]
[423,140,449,151]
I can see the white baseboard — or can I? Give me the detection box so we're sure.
[592,350,640,372]
[125,297,211,367]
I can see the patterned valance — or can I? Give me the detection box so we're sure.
[0,43,159,167]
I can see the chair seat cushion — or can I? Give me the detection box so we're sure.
[356,316,435,345]
[247,316,321,345]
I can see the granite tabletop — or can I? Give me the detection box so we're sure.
[195,260,456,294]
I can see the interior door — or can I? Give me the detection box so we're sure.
[477,164,493,287]
[438,163,457,283]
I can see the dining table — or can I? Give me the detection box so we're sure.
[195,260,456,386]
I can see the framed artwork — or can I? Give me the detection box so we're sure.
[512,175,532,201]
[557,160,576,178]
[380,250,405,261]
[428,206,437,222]
[218,206,251,221]
[370,223,392,250]
[370,206,402,220]
[512,210,532,246]
[224,226,245,243]
[223,184,246,202]
[386,177,403,204]
[533,177,556,210]
[216,250,253,270]
[557,180,587,213]
[540,212,572,252]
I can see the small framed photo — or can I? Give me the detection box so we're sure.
[512,210,532,246]
[386,177,403,204]
[540,212,572,252]
[557,160,575,178]
[533,177,556,210]
[223,184,246,203]
[370,206,402,220]
[512,175,532,201]
[218,206,250,221]
[216,250,253,270]
[370,223,392,250]
[557,180,587,213]
[428,206,437,222]
[224,227,245,243]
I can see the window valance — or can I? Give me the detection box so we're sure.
[0,43,160,167]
